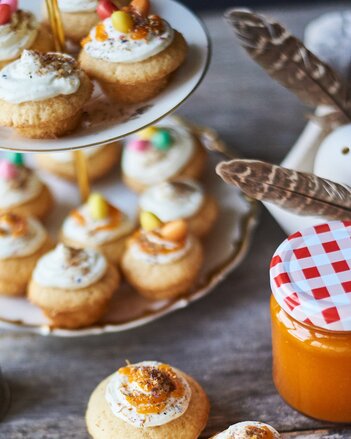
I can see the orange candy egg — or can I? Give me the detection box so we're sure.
[161,220,188,242]
[130,0,150,17]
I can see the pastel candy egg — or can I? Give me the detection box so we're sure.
[88,193,109,220]
[128,139,150,152]
[0,4,11,25]
[111,11,134,34]
[0,160,18,180]
[1,0,17,13]
[138,126,158,140]
[161,219,188,242]
[151,129,173,150]
[140,211,162,231]
[7,152,24,166]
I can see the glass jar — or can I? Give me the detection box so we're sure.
[270,221,351,423]
[271,295,351,422]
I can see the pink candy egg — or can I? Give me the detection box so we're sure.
[0,0,17,14]
[128,139,150,152]
[0,160,18,180]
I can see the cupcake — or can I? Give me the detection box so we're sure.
[122,117,207,192]
[0,213,52,297]
[86,360,210,439]
[79,0,188,104]
[61,193,134,265]
[0,50,93,139]
[28,244,120,329]
[0,6,54,69]
[121,212,203,300]
[139,179,218,238]
[36,143,121,182]
[57,0,99,44]
[0,155,53,220]
[211,422,281,438]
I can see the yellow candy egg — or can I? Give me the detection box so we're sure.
[161,220,188,242]
[111,11,134,34]
[138,126,158,140]
[88,193,109,220]
[140,211,162,231]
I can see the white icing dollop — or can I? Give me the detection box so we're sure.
[33,244,107,289]
[84,17,174,63]
[213,422,280,439]
[48,145,103,163]
[130,231,192,264]
[122,118,195,185]
[314,123,351,185]
[0,50,81,104]
[139,179,204,222]
[0,165,43,209]
[0,216,47,259]
[0,10,38,61]
[105,361,191,428]
[58,0,98,13]
[62,204,134,245]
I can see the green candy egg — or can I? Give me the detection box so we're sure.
[7,152,24,166]
[151,129,173,150]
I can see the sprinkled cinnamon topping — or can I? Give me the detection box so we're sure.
[62,246,89,267]
[31,51,78,78]
[240,426,275,439]
[3,10,38,32]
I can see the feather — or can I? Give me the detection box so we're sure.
[225,9,351,121]
[216,159,351,220]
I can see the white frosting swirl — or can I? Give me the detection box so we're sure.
[84,17,174,63]
[48,145,103,163]
[33,244,107,289]
[105,361,191,428]
[58,0,98,13]
[0,216,46,259]
[130,231,192,264]
[0,50,81,104]
[139,179,204,222]
[62,204,134,245]
[0,166,43,209]
[122,118,195,185]
[213,422,280,439]
[0,10,38,61]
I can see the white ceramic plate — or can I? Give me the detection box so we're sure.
[0,0,210,152]
[0,154,258,337]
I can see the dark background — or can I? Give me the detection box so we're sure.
[187,0,330,11]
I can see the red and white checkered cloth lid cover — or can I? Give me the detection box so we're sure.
[270,221,351,331]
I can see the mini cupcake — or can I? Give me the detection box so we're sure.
[211,422,281,439]
[0,6,54,69]
[61,193,134,265]
[0,50,93,139]
[139,179,218,238]
[121,211,203,300]
[122,117,207,192]
[86,360,210,439]
[28,244,120,329]
[57,0,99,44]
[0,213,52,297]
[0,155,53,220]
[36,143,121,182]
[79,0,188,104]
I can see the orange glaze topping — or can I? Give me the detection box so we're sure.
[81,35,92,47]
[95,23,108,42]
[131,230,186,255]
[119,364,185,415]
[0,213,28,237]
[70,205,122,233]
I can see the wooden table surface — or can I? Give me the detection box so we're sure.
[1,3,351,438]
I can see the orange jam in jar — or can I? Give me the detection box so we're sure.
[270,221,351,422]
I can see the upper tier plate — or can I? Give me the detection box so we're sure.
[0,0,210,152]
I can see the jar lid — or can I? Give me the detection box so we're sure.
[270,221,351,331]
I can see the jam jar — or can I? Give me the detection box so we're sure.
[270,221,351,422]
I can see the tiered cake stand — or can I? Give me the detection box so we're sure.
[0,0,258,337]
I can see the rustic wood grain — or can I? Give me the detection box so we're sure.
[1,3,351,438]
